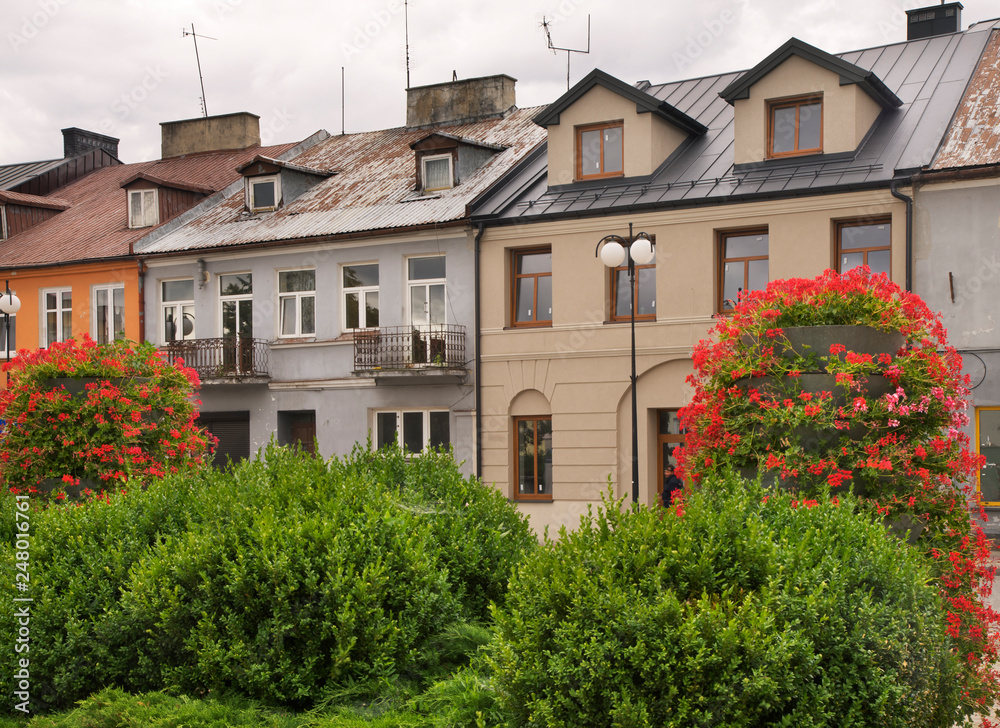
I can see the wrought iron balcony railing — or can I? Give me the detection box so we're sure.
[164,337,269,380]
[353,324,467,373]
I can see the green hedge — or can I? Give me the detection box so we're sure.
[489,474,963,727]
[0,444,534,712]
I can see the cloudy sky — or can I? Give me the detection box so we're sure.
[2,0,997,163]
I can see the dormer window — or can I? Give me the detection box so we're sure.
[577,121,623,180]
[128,189,158,228]
[247,175,280,212]
[421,154,453,192]
[0,206,6,241]
[768,95,822,158]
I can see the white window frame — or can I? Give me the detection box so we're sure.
[41,287,72,347]
[246,175,280,213]
[277,269,316,338]
[421,154,454,192]
[342,262,379,331]
[374,409,451,454]
[160,279,195,344]
[0,205,7,240]
[219,273,253,339]
[92,284,125,344]
[128,188,158,228]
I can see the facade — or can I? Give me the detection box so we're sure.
[471,15,1000,533]
[0,113,318,370]
[911,25,1000,535]
[133,76,546,472]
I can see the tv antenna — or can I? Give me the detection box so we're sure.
[182,23,216,117]
[404,0,411,88]
[541,14,590,91]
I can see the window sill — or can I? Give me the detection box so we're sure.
[513,497,554,503]
[505,322,553,330]
[605,316,656,325]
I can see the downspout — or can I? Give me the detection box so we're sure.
[890,178,914,292]
[137,257,146,343]
[474,222,485,480]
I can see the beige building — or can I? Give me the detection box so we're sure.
[470,13,1000,533]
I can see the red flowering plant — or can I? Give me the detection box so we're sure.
[677,266,999,721]
[0,336,213,501]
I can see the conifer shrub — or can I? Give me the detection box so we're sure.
[489,474,965,728]
[0,444,534,712]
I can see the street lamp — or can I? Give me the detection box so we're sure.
[1,280,21,383]
[595,223,655,504]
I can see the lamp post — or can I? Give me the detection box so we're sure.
[595,223,655,504]
[0,281,21,386]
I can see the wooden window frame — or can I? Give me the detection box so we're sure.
[514,416,553,501]
[836,218,891,275]
[246,175,280,213]
[0,205,6,240]
[767,95,823,159]
[576,120,624,180]
[511,247,552,328]
[718,228,769,313]
[128,188,158,229]
[609,262,656,323]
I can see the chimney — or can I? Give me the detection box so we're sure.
[159,112,261,158]
[906,2,963,40]
[406,74,516,129]
[61,127,120,159]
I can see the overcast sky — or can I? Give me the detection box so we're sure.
[2,0,997,164]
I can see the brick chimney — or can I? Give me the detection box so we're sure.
[406,75,516,129]
[159,112,261,158]
[906,2,963,40]
[61,127,120,159]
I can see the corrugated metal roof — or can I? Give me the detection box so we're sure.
[0,159,62,190]
[933,28,1000,168]
[0,141,299,268]
[0,190,71,210]
[473,19,1000,223]
[135,107,546,254]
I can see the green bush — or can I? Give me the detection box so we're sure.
[489,474,964,728]
[0,444,534,712]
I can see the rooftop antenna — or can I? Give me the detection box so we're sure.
[181,23,216,117]
[404,0,411,88]
[341,66,346,135]
[541,14,590,91]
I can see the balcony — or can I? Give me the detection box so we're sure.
[353,324,468,384]
[164,337,270,383]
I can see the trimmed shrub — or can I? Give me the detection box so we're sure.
[489,474,964,728]
[0,444,534,712]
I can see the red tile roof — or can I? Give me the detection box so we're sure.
[0,142,299,268]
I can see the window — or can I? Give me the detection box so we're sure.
[611,263,655,322]
[375,410,450,454]
[128,189,158,228]
[220,273,253,339]
[838,219,890,277]
[278,410,316,454]
[246,176,279,212]
[343,263,379,330]
[93,285,125,344]
[978,408,1000,506]
[42,288,72,347]
[197,411,250,469]
[161,279,195,343]
[657,409,687,504]
[0,312,14,355]
[421,154,453,192]
[720,230,769,311]
[768,95,822,158]
[512,248,552,327]
[577,121,623,180]
[278,270,315,337]
[0,206,6,240]
[515,416,552,500]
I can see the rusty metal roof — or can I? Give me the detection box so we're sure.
[0,141,300,269]
[0,190,71,210]
[473,20,1000,225]
[933,28,1000,169]
[134,107,546,255]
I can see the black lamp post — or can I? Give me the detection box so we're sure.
[1,280,21,386]
[595,223,655,504]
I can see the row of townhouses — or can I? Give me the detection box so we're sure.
[2,4,999,535]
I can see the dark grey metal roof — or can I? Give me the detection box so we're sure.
[473,19,1000,224]
[0,159,62,190]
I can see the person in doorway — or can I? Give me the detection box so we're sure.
[662,464,682,507]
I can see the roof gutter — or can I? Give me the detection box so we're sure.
[890,177,914,292]
[474,221,485,481]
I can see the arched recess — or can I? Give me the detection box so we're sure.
[510,388,551,417]
[613,358,694,507]
[508,388,553,503]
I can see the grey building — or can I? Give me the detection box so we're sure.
[134,75,545,473]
